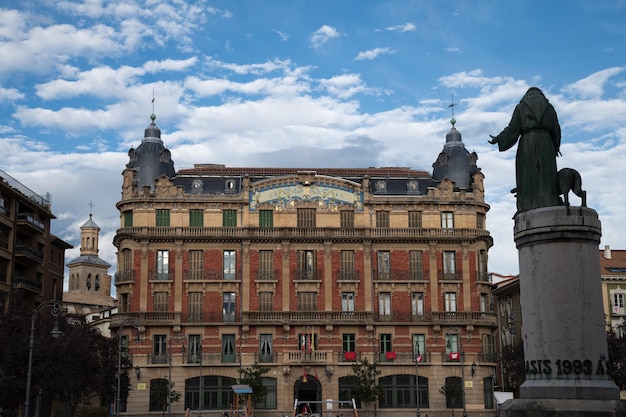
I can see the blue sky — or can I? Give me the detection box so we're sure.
[1,0,626,286]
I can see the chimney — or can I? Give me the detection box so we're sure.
[604,245,611,259]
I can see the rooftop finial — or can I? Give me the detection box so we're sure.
[88,201,94,217]
[448,92,457,126]
[151,89,156,122]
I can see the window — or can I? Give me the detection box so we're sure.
[188,334,201,363]
[477,250,488,281]
[223,250,236,279]
[477,213,485,229]
[612,291,625,315]
[258,250,273,279]
[189,209,204,226]
[341,292,355,312]
[413,334,426,361]
[340,210,354,228]
[376,210,390,228]
[443,377,463,408]
[339,377,360,408]
[379,333,393,361]
[482,334,496,362]
[254,378,277,409]
[95,275,100,291]
[156,250,169,280]
[188,250,203,280]
[409,250,423,280]
[297,250,316,279]
[119,293,130,313]
[153,335,167,364]
[443,251,456,279]
[297,208,316,228]
[184,375,235,411]
[156,209,170,226]
[259,210,273,227]
[258,292,273,311]
[86,274,91,290]
[188,292,202,322]
[377,251,390,279]
[154,292,168,311]
[445,334,459,357]
[149,379,169,411]
[441,211,454,228]
[379,374,429,409]
[408,211,422,228]
[223,292,236,322]
[222,209,237,227]
[298,332,317,352]
[297,292,317,311]
[340,250,355,280]
[480,293,488,312]
[411,292,424,319]
[222,334,236,363]
[123,211,133,227]
[379,292,391,319]
[445,292,457,312]
[342,334,356,358]
[483,377,494,409]
[259,334,273,363]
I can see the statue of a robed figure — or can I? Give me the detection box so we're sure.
[489,87,561,213]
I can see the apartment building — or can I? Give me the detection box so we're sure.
[113,115,497,417]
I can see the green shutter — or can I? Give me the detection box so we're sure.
[259,210,273,227]
[223,210,237,227]
[189,209,203,226]
[156,209,170,226]
[123,211,133,227]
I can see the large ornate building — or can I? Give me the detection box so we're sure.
[113,115,497,417]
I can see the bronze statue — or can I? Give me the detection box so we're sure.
[489,87,561,213]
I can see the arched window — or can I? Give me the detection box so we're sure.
[379,374,429,409]
[184,375,235,411]
[86,274,92,290]
[95,275,100,291]
[254,377,277,409]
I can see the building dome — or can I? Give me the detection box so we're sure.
[432,118,479,190]
[126,114,176,190]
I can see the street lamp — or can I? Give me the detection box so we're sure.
[116,317,141,417]
[446,328,467,417]
[24,301,64,417]
[414,342,422,417]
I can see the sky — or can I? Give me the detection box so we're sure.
[1,0,626,292]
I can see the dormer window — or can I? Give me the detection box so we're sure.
[225,180,236,192]
[375,181,387,193]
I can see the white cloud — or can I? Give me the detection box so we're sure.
[354,47,395,61]
[386,23,416,32]
[309,25,341,49]
[561,67,624,100]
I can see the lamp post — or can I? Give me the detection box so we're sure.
[24,301,64,417]
[116,317,141,417]
[414,342,421,417]
[446,328,467,417]
[198,344,203,417]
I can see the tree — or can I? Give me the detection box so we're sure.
[0,312,123,417]
[607,321,626,390]
[499,341,526,395]
[349,358,382,417]
[439,377,463,412]
[150,379,182,417]
[237,362,270,406]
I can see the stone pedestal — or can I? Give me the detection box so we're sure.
[498,206,624,416]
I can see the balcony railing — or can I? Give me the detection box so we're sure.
[115,270,134,284]
[432,311,497,327]
[16,213,45,233]
[111,312,182,328]
[115,226,490,242]
[12,275,42,293]
[14,245,44,263]
[245,311,373,324]
[336,269,361,281]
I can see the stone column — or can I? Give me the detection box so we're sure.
[497,206,626,416]
[513,206,618,400]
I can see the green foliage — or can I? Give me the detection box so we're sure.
[237,362,270,405]
[439,378,463,409]
[76,406,109,417]
[151,379,182,413]
[0,312,124,417]
[499,341,526,392]
[607,321,626,389]
[349,358,382,405]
